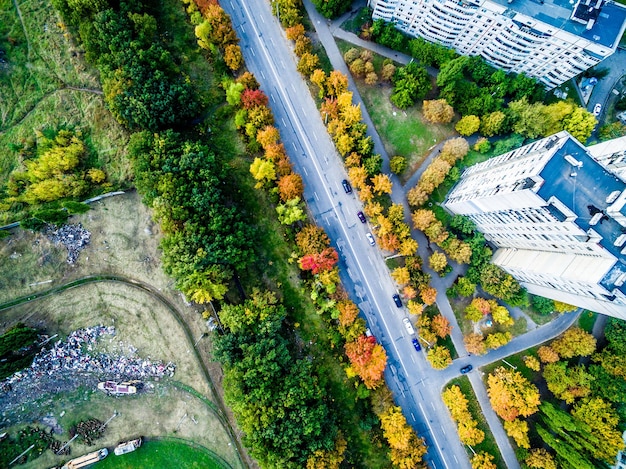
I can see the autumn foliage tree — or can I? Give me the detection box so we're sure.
[464,333,487,355]
[379,406,428,468]
[487,367,540,421]
[299,248,339,275]
[427,345,452,369]
[551,327,596,359]
[423,99,454,124]
[442,385,484,446]
[345,334,387,389]
[471,451,496,469]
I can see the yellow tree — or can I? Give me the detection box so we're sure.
[485,331,512,350]
[471,452,496,469]
[407,300,424,316]
[427,345,452,369]
[399,237,419,256]
[285,23,305,41]
[455,115,480,136]
[525,448,557,469]
[310,68,326,98]
[337,300,359,327]
[571,397,625,461]
[504,418,530,448]
[491,304,514,326]
[326,70,349,97]
[347,165,368,190]
[392,267,411,286]
[412,209,436,231]
[224,44,243,71]
[458,420,485,446]
[297,52,320,76]
[249,157,276,188]
[257,125,280,150]
[442,385,469,421]
[371,173,393,195]
[429,251,448,273]
[524,355,541,371]
[487,367,540,421]
[380,406,427,469]
[551,327,596,358]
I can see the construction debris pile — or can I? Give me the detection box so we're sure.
[1,326,176,393]
[45,223,91,264]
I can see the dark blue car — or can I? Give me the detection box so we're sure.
[412,338,421,351]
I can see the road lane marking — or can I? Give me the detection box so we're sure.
[250,47,255,56]
[292,141,297,151]
[260,70,266,79]
[430,401,436,410]
[453,454,458,464]
[440,425,446,435]
[303,166,308,175]
[270,93,275,103]
[281,117,286,126]
[314,191,319,201]
[281,60,286,69]
[410,354,416,363]
[260,14,265,23]
[313,132,318,141]
[411,412,416,421]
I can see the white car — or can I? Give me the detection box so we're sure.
[593,103,602,116]
[366,232,375,245]
[402,317,415,335]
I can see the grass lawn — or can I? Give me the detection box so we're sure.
[446,376,506,469]
[334,39,456,183]
[96,439,228,469]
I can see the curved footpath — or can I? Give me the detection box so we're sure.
[0,274,248,469]
[303,3,584,467]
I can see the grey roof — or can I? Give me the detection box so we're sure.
[489,0,626,49]
[538,137,626,294]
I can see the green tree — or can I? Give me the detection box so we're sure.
[276,197,307,225]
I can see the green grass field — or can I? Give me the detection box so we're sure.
[96,439,228,469]
[335,39,456,182]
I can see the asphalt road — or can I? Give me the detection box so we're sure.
[223,1,468,467]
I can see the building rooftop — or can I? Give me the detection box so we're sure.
[488,0,626,49]
[537,137,626,293]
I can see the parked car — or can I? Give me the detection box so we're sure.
[402,317,415,335]
[366,233,375,245]
[411,338,421,351]
[357,211,366,223]
[393,294,403,308]
[593,103,602,116]
[342,179,352,194]
[460,364,473,374]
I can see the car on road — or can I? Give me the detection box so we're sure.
[593,103,602,116]
[411,338,421,351]
[460,364,473,374]
[402,317,415,335]
[393,294,403,308]
[366,232,375,245]
[342,179,352,194]
[357,211,366,223]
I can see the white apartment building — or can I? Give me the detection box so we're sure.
[444,131,626,319]
[368,0,626,88]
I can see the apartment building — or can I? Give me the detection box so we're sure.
[368,0,626,88]
[444,131,626,319]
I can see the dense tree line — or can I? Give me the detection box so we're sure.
[214,290,337,467]
[52,0,201,131]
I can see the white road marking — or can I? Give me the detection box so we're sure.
[411,412,416,422]
[260,14,265,23]
[281,60,286,69]
[281,117,286,126]
[313,132,318,141]
[303,166,308,175]
[270,93,275,103]
[453,454,458,464]
[250,46,255,56]
[260,70,266,80]
[292,141,297,151]
[314,191,319,201]
[291,83,297,92]
[440,425,446,435]
[230,0,234,8]
[430,401,436,410]
[410,354,416,363]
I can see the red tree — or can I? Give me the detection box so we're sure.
[299,247,338,274]
[241,89,269,109]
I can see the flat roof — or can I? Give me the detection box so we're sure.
[538,137,626,293]
[488,0,626,49]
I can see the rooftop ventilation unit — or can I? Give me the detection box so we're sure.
[565,154,583,169]
[615,234,626,247]
[590,212,603,225]
[607,190,622,204]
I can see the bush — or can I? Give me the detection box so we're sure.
[62,201,91,214]
[32,209,69,226]
[531,295,554,315]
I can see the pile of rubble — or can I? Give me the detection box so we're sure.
[45,223,91,264]
[1,326,176,392]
